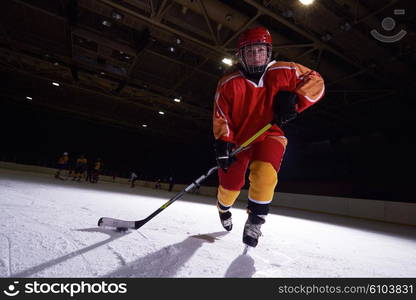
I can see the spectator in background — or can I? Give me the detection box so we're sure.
[168,176,174,192]
[192,184,201,194]
[129,171,138,188]
[73,154,87,182]
[155,178,162,189]
[92,158,102,183]
[54,152,69,180]
[85,161,93,183]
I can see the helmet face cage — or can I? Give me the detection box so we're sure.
[238,42,272,75]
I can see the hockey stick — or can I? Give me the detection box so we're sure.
[98,123,272,230]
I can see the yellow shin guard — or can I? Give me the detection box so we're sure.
[248,161,278,203]
[217,185,240,212]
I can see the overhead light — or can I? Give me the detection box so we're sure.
[158,111,165,115]
[181,6,188,15]
[100,71,105,75]
[102,20,112,27]
[222,58,233,66]
[111,11,123,21]
[299,0,315,5]
[52,82,60,87]
[173,98,181,103]
[53,62,59,66]
[142,124,148,128]
[175,38,182,45]
[281,10,293,18]
[169,47,175,53]
[321,33,332,41]
[339,22,352,32]
[26,96,32,100]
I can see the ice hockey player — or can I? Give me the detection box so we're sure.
[54,152,69,180]
[91,158,102,183]
[129,171,138,188]
[72,154,88,182]
[213,26,325,247]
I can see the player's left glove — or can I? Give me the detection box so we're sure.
[273,91,298,127]
[214,139,236,173]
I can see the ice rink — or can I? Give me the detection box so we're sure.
[1,168,415,278]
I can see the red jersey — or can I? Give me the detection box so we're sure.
[213,60,325,145]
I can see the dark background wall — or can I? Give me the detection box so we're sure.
[0,97,412,203]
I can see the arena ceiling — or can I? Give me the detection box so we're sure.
[1,0,415,150]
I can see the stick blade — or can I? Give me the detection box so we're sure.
[98,217,136,230]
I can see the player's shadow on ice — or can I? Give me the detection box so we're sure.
[224,254,255,278]
[104,231,228,278]
[12,227,130,277]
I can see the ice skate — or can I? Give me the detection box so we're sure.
[243,214,265,247]
[219,211,233,231]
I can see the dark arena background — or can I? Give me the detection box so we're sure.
[0,0,415,288]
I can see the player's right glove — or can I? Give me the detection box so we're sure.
[214,139,236,172]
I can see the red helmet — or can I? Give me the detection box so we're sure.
[237,26,272,49]
[237,27,273,75]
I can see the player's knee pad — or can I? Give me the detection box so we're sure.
[248,161,278,203]
[217,185,240,212]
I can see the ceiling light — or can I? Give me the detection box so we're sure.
[142,124,148,128]
[26,96,32,100]
[339,22,352,32]
[173,98,181,103]
[169,47,175,53]
[175,38,182,45]
[281,10,293,18]
[321,33,332,41]
[299,0,315,5]
[102,20,112,27]
[111,11,123,21]
[158,111,165,115]
[52,82,60,87]
[222,58,233,66]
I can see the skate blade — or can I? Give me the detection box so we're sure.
[242,244,253,255]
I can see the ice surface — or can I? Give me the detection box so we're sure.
[1,168,415,278]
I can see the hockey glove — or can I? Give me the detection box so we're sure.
[273,91,298,127]
[214,139,236,172]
